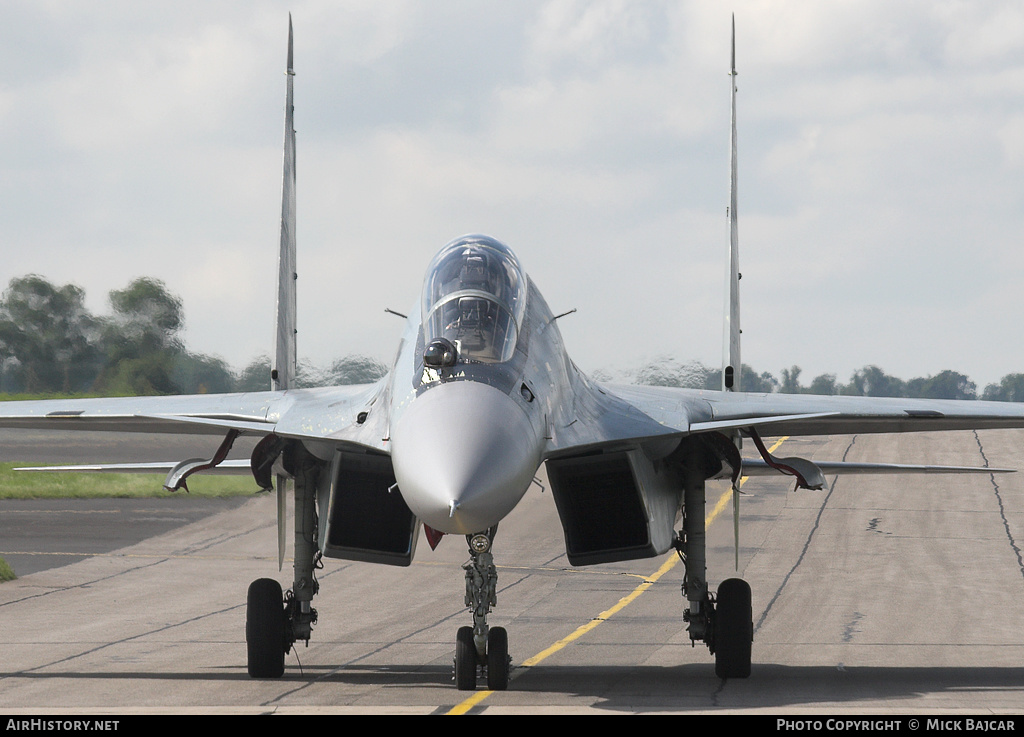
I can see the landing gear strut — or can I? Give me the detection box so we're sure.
[246,446,320,678]
[677,441,753,679]
[454,528,510,690]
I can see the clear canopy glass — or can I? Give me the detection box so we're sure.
[421,236,527,364]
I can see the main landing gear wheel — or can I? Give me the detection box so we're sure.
[246,578,287,678]
[714,577,752,679]
[486,626,509,690]
[455,626,478,690]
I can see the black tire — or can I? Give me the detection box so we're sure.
[486,626,509,691]
[714,577,752,679]
[455,626,477,690]
[247,578,286,678]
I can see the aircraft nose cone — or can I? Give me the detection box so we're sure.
[391,381,541,534]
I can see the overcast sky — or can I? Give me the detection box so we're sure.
[2,1,1023,389]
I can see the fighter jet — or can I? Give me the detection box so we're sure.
[6,18,1024,690]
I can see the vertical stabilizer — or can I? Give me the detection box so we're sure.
[722,14,741,392]
[725,16,743,571]
[273,15,297,393]
[273,16,296,571]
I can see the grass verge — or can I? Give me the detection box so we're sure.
[0,393,260,499]
[0,463,259,499]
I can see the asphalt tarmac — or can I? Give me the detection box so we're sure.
[1,429,1022,714]
[0,430,257,576]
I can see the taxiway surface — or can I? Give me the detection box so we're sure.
[1,430,1022,714]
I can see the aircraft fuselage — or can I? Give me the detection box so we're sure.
[389,235,567,534]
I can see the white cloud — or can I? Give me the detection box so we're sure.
[3,1,1024,389]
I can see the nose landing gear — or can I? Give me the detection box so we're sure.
[453,528,511,690]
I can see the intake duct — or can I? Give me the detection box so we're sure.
[322,449,419,566]
[546,448,680,566]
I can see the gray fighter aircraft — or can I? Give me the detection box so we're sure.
[6,19,1024,690]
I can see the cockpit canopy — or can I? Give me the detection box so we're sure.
[422,236,527,364]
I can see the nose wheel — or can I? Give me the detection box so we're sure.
[454,625,510,691]
[485,625,509,690]
[453,529,511,690]
[455,626,477,690]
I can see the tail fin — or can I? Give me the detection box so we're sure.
[722,14,741,392]
[273,14,297,392]
[725,15,742,570]
[273,16,297,570]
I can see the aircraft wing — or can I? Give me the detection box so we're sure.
[738,459,1013,476]
[0,381,389,450]
[601,384,1024,437]
[544,382,1022,490]
[14,459,254,474]
[544,377,1024,459]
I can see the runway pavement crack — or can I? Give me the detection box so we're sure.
[169,520,271,557]
[0,603,242,680]
[0,557,168,609]
[973,430,1024,582]
[753,435,855,634]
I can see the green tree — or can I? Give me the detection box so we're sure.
[807,373,838,396]
[235,354,389,391]
[106,278,183,357]
[780,366,803,394]
[0,275,101,392]
[740,365,778,393]
[906,370,976,400]
[95,278,184,395]
[173,352,235,394]
[844,365,906,397]
[982,374,1024,402]
[236,355,271,392]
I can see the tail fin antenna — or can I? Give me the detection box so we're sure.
[273,14,297,392]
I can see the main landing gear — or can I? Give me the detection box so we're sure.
[246,448,320,678]
[246,577,319,678]
[246,578,287,678]
[712,578,752,678]
[454,528,511,690]
[677,440,753,679]
[677,546,753,679]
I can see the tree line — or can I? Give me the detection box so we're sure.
[593,358,1024,402]
[0,275,386,395]
[2,274,1023,401]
